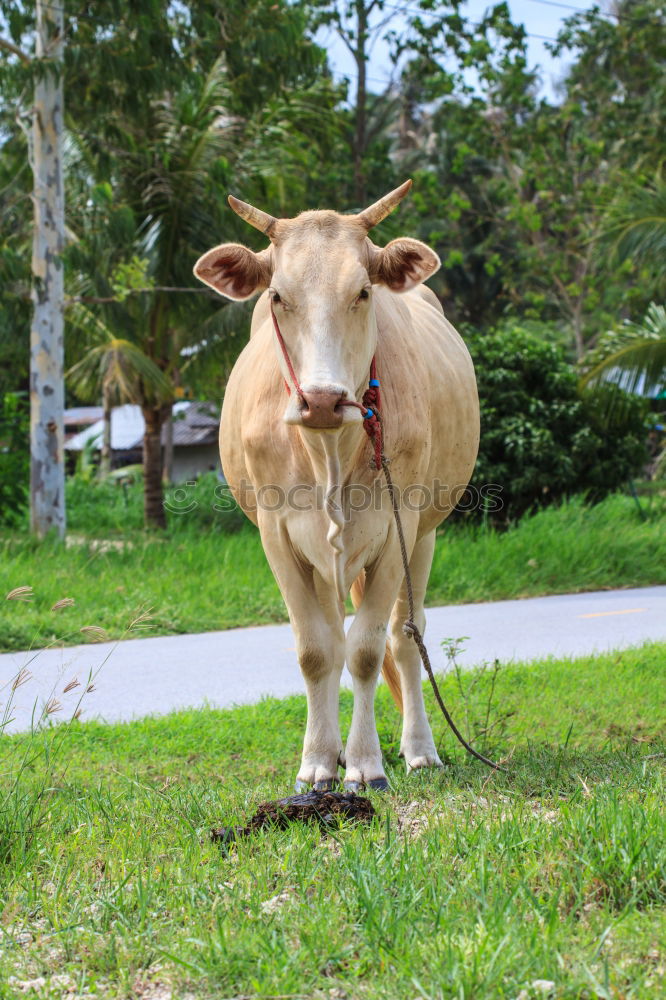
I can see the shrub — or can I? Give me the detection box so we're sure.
[164,471,248,535]
[0,391,29,526]
[65,470,248,536]
[464,323,648,521]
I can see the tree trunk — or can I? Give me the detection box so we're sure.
[100,386,112,477]
[30,0,66,538]
[572,296,585,361]
[142,405,166,529]
[353,0,368,206]
[162,402,173,484]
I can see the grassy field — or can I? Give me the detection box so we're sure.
[1,642,664,998]
[2,490,665,653]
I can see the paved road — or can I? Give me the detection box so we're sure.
[1,586,664,732]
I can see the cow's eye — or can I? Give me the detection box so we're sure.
[356,288,370,302]
[270,290,282,304]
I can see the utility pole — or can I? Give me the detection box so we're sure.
[30,0,66,538]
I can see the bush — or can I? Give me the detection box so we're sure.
[65,470,248,536]
[66,474,144,533]
[0,391,29,526]
[163,471,248,534]
[464,323,648,521]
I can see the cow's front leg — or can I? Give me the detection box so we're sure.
[260,526,345,789]
[295,616,346,789]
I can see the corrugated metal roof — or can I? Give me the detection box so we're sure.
[183,402,219,427]
[169,402,219,445]
[171,424,218,446]
[65,405,144,451]
[64,406,104,425]
[65,402,219,452]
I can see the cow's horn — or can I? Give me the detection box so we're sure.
[357,179,413,230]
[228,195,278,237]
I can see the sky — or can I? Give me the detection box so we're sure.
[315,0,600,102]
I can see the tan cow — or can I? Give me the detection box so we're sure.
[194,181,479,790]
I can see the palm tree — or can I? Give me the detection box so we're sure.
[598,170,666,294]
[579,303,666,398]
[66,51,340,527]
[580,173,666,421]
[65,59,235,527]
[66,308,172,481]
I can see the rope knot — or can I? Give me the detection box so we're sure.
[361,392,382,469]
[402,620,418,638]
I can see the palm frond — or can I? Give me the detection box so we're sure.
[598,170,666,281]
[67,335,173,406]
[579,303,666,426]
[581,337,666,396]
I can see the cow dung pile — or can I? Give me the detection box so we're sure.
[211,789,376,844]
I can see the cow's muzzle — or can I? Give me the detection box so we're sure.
[299,388,346,428]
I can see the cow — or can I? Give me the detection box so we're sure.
[194,180,479,790]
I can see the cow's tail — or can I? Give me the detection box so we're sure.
[351,571,403,714]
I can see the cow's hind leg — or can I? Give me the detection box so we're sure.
[390,530,443,772]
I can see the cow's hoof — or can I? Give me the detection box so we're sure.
[343,777,389,793]
[406,754,444,772]
[294,777,338,792]
[313,778,337,791]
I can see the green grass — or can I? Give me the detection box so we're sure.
[430,490,666,605]
[1,643,664,998]
[2,490,665,653]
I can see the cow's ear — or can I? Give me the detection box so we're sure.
[368,238,440,293]
[193,244,273,300]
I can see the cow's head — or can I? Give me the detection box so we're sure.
[193,181,440,429]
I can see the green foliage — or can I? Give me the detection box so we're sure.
[466,323,648,520]
[0,636,664,996]
[396,0,666,349]
[551,1,666,171]
[0,391,29,526]
[0,93,31,397]
[2,0,666,530]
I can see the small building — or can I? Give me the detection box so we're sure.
[64,406,104,443]
[169,401,221,482]
[64,401,221,482]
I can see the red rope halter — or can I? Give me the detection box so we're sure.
[270,302,383,469]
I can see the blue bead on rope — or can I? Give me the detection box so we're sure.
[364,409,374,419]
[369,378,380,387]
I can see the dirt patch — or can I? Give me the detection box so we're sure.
[395,800,432,838]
